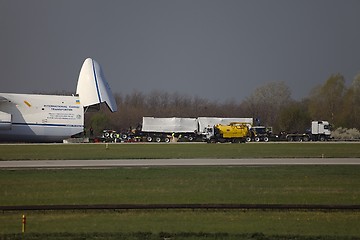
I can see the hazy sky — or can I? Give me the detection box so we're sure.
[1,0,360,102]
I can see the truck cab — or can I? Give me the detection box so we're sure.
[311,121,331,141]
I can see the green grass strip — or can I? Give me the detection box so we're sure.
[0,143,360,160]
[1,166,359,206]
[1,210,359,237]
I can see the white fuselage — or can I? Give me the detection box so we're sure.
[0,58,116,143]
[0,93,84,142]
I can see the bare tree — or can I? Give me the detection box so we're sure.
[241,81,292,130]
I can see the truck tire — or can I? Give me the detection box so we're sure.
[255,137,260,142]
[302,136,309,142]
[188,136,194,141]
[263,136,269,142]
[164,137,170,143]
[245,137,252,142]
[319,135,326,141]
[147,136,153,142]
[287,136,293,142]
[155,137,162,143]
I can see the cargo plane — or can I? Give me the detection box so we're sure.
[0,58,117,142]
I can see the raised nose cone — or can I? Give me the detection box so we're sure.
[76,58,117,112]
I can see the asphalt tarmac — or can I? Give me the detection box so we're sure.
[0,158,359,169]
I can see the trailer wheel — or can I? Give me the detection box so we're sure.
[164,137,170,143]
[263,137,269,142]
[287,136,293,142]
[303,136,309,142]
[155,137,162,143]
[188,136,194,141]
[254,137,260,142]
[147,136,153,142]
[245,137,252,142]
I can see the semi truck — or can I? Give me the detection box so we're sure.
[204,122,250,143]
[283,121,332,141]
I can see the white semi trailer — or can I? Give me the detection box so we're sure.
[140,117,198,142]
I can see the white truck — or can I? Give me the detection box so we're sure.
[284,121,331,141]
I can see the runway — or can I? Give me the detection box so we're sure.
[0,158,360,169]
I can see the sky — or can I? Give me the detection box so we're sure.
[1,0,360,102]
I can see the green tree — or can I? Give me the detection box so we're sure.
[351,75,360,129]
[88,112,110,136]
[339,74,360,129]
[308,74,346,127]
[277,100,311,133]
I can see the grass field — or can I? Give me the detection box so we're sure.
[1,210,359,237]
[0,142,360,160]
[0,166,359,238]
[1,166,359,205]
[1,143,360,239]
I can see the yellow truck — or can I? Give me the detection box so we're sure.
[204,122,250,143]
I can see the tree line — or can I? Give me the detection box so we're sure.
[86,73,360,136]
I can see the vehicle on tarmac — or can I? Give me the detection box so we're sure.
[125,117,254,143]
[99,119,333,143]
[204,122,250,143]
[246,126,279,142]
[281,121,332,142]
